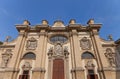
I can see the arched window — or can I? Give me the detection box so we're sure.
[23,52,36,59]
[50,35,68,43]
[82,51,94,59]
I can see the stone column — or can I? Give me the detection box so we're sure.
[70,29,83,79]
[32,29,47,79]
[10,29,27,79]
[90,28,106,79]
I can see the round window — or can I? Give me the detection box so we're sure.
[50,36,68,43]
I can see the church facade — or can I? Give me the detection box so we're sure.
[0,19,120,79]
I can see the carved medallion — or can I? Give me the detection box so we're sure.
[80,37,91,50]
[26,37,37,50]
[104,48,115,67]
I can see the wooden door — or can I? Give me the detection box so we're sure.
[52,59,64,79]
[87,74,98,79]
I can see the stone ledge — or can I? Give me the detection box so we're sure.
[71,67,84,72]
[32,67,46,72]
[0,67,19,72]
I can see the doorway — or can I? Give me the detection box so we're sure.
[52,59,64,79]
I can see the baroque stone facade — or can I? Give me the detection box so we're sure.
[0,19,120,79]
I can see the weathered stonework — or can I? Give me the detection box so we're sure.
[0,19,120,79]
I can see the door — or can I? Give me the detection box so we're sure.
[52,59,64,79]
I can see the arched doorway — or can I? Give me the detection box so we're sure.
[52,59,64,79]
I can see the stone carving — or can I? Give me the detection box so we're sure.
[1,49,12,68]
[64,46,69,57]
[48,47,53,53]
[86,60,94,67]
[48,47,54,57]
[54,42,63,55]
[26,37,37,50]
[80,37,91,50]
[22,62,32,70]
[104,48,115,67]
[64,46,68,52]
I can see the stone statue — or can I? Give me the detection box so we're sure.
[1,49,12,68]
[108,35,113,41]
[80,37,91,50]
[104,48,115,67]
[5,36,11,42]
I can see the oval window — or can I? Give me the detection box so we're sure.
[50,36,68,43]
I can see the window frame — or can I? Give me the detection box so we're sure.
[81,52,94,59]
[23,52,36,60]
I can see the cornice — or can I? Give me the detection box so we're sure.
[87,24,102,32]
[102,44,116,47]
[15,24,30,32]
[0,45,15,48]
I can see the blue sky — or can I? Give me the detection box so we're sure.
[0,0,120,41]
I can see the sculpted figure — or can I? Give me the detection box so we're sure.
[104,48,115,67]
[54,43,63,55]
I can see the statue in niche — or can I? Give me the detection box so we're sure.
[54,43,63,55]
[1,49,12,68]
[80,37,91,50]
[26,37,37,50]
[104,48,115,67]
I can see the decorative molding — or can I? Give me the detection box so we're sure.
[32,68,46,72]
[71,67,84,72]
[0,68,19,72]
[0,45,15,48]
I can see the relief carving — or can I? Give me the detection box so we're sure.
[22,62,32,70]
[26,37,37,50]
[85,60,95,69]
[104,48,115,67]
[80,37,91,50]
[1,49,12,68]
[54,42,63,55]
[64,46,69,58]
